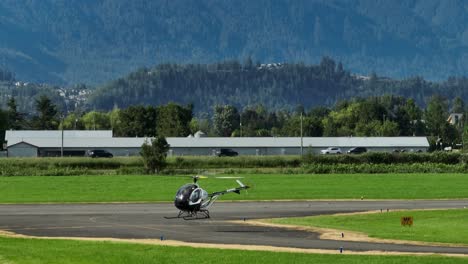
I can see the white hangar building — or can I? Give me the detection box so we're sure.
[4,130,430,157]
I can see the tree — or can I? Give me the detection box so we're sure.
[115,105,157,137]
[213,105,240,137]
[62,113,84,130]
[451,97,465,113]
[190,116,211,135]
[109,107,121,133]
[7,97,25,130]
[441,123,460,146]
[0,110,8,149]
[140,137,170,174]
[81,111,111,130]
[157,103,192,137]
[425,95,448,137]
[32,95,59,130]
[404,98,423,136]
[282,114,323,137]
[380,120,399,136]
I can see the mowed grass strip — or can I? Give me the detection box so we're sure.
[269,209,468,245]
[1,173,468,203]
[0,236,466,264]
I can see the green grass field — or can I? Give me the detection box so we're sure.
[1,173,468,203]
[0,236,465,264]
[269,209,468,245]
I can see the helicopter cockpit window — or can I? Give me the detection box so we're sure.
[176,184,196,199]
[189,188,202,203]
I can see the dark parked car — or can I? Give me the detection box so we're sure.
[216,148,238,157]
[347,147,367,154]
[87,149,113,158]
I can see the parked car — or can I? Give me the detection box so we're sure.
[216,148,238,157]
[320,147,342,155]
[347,147,367,154]
[87,149,113,158]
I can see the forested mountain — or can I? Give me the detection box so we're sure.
[2,0,468,84]
[88,58,354,112]
[88,59,468,113]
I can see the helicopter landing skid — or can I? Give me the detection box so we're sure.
[183,210,210,220]
[164,210,210,220]
[164,211,186,219]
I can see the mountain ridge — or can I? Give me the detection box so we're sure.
[1,0,468,85]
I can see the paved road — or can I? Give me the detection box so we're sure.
[1,200,468,254]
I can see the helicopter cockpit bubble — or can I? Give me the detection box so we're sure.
[189,188,201,203]
[189,188,209,204]
[175,184,197,210]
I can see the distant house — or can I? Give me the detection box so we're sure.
[447,113,463,127]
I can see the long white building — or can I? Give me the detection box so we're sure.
[5,130,430,157]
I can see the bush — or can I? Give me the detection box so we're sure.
[302,152,464,165]
[2,152,468,176]
[301,163,468,174]
[140,137,170,173]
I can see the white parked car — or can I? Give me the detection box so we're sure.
[320,147,342,154]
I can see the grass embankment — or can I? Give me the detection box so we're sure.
[3,152,468,175]
[269,209,468,245]
[0,236,465,264]
[0,173,467,203]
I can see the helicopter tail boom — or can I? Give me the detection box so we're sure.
[209,180,249,197]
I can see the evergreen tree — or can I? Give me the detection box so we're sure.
[7,97,25,130]
[32,95,59,130]
[425,95,448,137]
[0,110,7,149]
[451,97,465,113]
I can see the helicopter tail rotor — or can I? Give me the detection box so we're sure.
[236,180,246,188]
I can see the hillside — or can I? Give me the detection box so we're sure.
[87,59,468,113]
[1,0,468,84]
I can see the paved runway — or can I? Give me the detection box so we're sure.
[1,200,468,254]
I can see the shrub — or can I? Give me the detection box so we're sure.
[140,137,170,173]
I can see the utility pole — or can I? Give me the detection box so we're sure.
[240,114,242,137]
[61,116,64,158]
[300,112,303,156]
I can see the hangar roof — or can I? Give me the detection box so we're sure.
[7,138,148,148]
[7,135,429,148]
[166,137,429,148]
[6,130,112,142]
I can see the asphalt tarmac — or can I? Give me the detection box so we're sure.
[1,200,468,255]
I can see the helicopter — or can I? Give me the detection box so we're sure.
[165,175,250,220]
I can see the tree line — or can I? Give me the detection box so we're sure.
[1,94,465,151]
